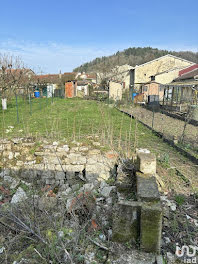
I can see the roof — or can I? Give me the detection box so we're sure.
[63,72,77,76]
[135,54,194,68]
[179,64,198,76]
[86,73,96,79]
[166,80,198,86]
[77,81,89,85]
[174,68,198,81]
[0,68,35,75]
[36,74,61,83]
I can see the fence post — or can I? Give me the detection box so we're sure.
[15,94,19,123]
[152,106,154,130]
[51,92,54,104]
[29,93,32,116]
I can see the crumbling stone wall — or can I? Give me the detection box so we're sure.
[0,139,162,255]
[0,138,118,186]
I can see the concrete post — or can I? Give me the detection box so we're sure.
[112,201,141,243]
[137,152,156,175]
[140,202,162,254]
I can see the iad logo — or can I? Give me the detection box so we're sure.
[175,243,198,263]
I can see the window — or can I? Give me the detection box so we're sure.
[151,76,155,81]
[159,85,164,91]
[143,86,148,92]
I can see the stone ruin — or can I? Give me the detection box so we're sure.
[0,138,162,255]
[112,150,162,254]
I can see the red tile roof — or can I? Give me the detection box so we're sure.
[179,64,198,76]
[36,74,60,83]
[175,68,198,81]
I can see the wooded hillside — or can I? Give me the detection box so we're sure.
[73,47,198,73]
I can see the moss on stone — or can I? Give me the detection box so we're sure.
[140,203,162,253]
[112,214,138,243]
[36,156,43,164]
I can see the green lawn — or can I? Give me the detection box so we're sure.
[0,97,198,192]
[0,97,154,147]
[0,97,194,154]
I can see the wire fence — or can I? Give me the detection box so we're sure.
[117,99,198,161]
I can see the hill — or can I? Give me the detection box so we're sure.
[73,47,198,73]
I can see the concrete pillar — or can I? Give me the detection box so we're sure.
[140,202,162,254]
[136,172,160,202]
[112,201,141,243]
[137,152,156,175]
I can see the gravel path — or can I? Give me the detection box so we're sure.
[120,105,198,149]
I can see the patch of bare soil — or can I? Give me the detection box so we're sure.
[121,105,198,154]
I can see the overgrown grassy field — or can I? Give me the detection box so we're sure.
[0,97,198,193]
[0,97,158,147]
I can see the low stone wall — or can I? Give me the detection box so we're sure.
[0,138,118,186]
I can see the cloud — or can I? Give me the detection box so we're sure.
[0,40,123,73]
[0,40,197,74]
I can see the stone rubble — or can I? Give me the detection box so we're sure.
[0,140,187,264]
[11,187,27,204]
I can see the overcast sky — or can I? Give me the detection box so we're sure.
[0,0,197,73]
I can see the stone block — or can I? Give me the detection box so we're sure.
[140,202,162,253]
[34,164,45,171]
[34,152,45,156]
[79,146,89,152]
[137,153,156,174]
[55,164,63,171]
[16,161,24,166]
[137,172,160,202]
[21,169,37,179]
[86,163,109,174]
[44,156,60,165]
[59,180,64,185]
[55,171,65,180]
[14,152,20,158]
[88,149,101,155]
[87,157,97,165]
[112,201,141,243]
[97,172,111,181]
[45,179,56,185]
[84,172,98,182]
[41,170,55,179]
[0,144,4,151]
[65,164,84,172]
[46,164,56,171]
[4,144,12,151]
[67,153,86,165]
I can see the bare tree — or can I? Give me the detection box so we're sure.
[0,53,34,109]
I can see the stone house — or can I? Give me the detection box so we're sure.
[130,54,195,91]
[109,64,134,90]
[109,81,123,101]
[76,72,96,83]
[97,64,134,89]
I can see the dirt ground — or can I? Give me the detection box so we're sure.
[120,105,198,154]
[118,105,198,194]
